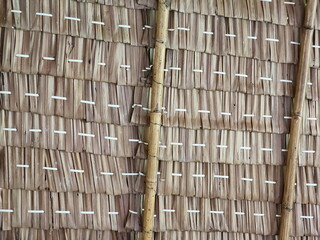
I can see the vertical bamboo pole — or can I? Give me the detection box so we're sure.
[142,1,170,240]
[279,1,317,239]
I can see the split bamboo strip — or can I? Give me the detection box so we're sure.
[279,1,318,239]
[142,0,170,239]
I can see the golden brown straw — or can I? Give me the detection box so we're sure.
[142,1,170,239]
[279,0,318,239]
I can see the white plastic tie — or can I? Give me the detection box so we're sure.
[225,33,236,37]
[36,12,53,17]
[214,175,229,179]
[213,71,226,75]
[301,216,314,219]
[240,146,251,150]
[203,31,214,35]
[104,136,118,141]
[68,59,83,63]
[0,209,14,213]
[187,210,200,213]
[3,128,17,131]
[55,211,70,214]
[280,79,293,83]
[11,10,22,13]
[16,54,29,58]
[260,77,272,81]
[91,21,105,25]
[306,183,317,187]
[80,100,95,105]
[64,16,80,21]
[70,169,85,173]
[118,24,131,28]
[53,130,67,134]
[122,173,139,176]
[169,67,181,71]
[43,167,58,171]
[163,209,175,212]
[51,96,67,100]
[192,174,205,178]
[265,180,276,184]
[235,73,248,77]
[29,129,42,133]
[261,148,273,151]
[171,173,182,177]
[254,213,265,217]
[42,57,55,61]
[241,177,253,182]
[16,164,29,168]
[209,211,224,214]
[80,211,94,215]
[265,38,279,42]
[192,143,205,147]
[25,93,39,97]
[247,36,257,40]
[78,133,95,137]
[28,210,44,214]
[108,212,119,215]
[101,172,114,176]
[108,104,120,108]
[198,110,210,113]
[217,145,228,148]
[177,27,190,31]
[0,91,11,95]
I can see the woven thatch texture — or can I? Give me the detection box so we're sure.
[1,0,320,238]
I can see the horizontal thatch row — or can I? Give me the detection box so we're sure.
[3,12,320,65]
[0,190,142,231]
[74,0,304,31]
[3,1,320,65]
[0,146,143,195]
[3,229,320,240]
[157,162,320,205]
[2,109,320,165]
[74,0,155,9]
[157,231,320,240]
[2,145,320,204]
[0,110,141,155]
[0,28,150,83]
[0,189,320,236]
[1,29,318,98]
[0,228,137,240]
[134,87,320,134]
[2,75,318,129]
[0,57,300,99]
[0,2,155,46]
[163,50,318,100]
[0,76,138,125]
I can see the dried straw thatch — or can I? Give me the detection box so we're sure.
[1,0,320,239]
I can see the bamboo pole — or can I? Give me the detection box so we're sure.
[279,1,317,239]
[142,1,170,240]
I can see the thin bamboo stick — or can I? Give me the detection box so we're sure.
[142,1,170,240]
[279,1,317,239]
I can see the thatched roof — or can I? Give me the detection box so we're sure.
[1,0,320,239]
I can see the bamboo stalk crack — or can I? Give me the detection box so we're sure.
[279,1,317,239]
[142,1,170,240]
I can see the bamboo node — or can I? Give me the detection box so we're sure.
[149,121,162,126]
[155,39,165,44]
[283,205,293,211]
[152,79,164,85]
